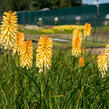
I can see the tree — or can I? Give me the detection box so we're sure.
[32,0,83,10]
[32,0,52,10]
[12,0,30,11]
[0,0,83,13]
[72,0,82,6]
[0,0,30,13]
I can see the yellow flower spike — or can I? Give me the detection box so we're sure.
[1,11,18,49]
[13,32,24,55]
[97,54,108,77]
[105,43,109,67]
[72,29,82,57]
[79,56,84,67]
[36,36,53,72]
[83,23,91,37]
[20,41,33,69]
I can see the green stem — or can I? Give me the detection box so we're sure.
[15,68,19,97]
[24,69,27,108]
[85,37,87,49]
[76,87,83,109]
[41,63,45,109]
[14,54,19,104]
[5,49,9,65]
[76,79,86,109]
[48,72,50,108]
[41,74,44,109]
[16,53,19,67]
[83,37,87,55]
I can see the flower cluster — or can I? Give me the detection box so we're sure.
[72,29,82,57]
[20,41,33,69]
[13,32,24,55]
[40,29,54,34]
[97,54,108,77]
[83,23,91,37]
[105,44,109,66]
[2,10,108,78]
[53,25,84,32]
[79,56,84,67]
[97,42,109,77]
[36,36,53,72]
[1,11,18,49]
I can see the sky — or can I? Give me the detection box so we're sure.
[83,0,109,5]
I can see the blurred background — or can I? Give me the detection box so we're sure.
[0,0,109,26]
[0,0,109,49]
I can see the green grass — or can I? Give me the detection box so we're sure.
[0,50,109,108]
[53,40,106,49]
[18,26,77,34]
[0,25,108,108]
[30,39,106,49]
[97,26,109,33]
[19,25,109,48]
[19,25,109,35]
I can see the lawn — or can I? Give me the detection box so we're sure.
[0,49,109,108]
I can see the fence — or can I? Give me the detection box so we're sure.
[17,3,109,26]
[0,3,109,26]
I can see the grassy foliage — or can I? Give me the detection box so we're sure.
[18,25,84,35]
[18,25,108,48]
[19,25,109,35]
[0,50,109,108]
[54,40,106,49]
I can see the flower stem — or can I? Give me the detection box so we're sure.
[85,37,87,49]
[5,49,9,65]
[41,63,45,108]
[24,69,27,106]
[16,53,19,67]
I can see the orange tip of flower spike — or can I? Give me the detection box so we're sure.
[79,56,84,67]
[72,29,82,57]
[84,23,91,37]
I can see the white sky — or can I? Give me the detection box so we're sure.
[83,0,109,4]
